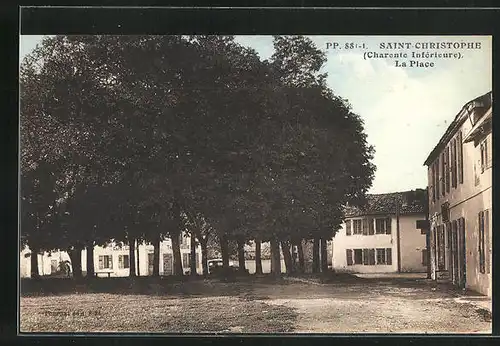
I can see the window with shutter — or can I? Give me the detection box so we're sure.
[376,248,385,264]
[386,248,392,265]
[345,220,352,236]
[375,218,386,234]
[362,219,369,235]
[480,139,488,173]
[123,255,128,268]
[445,146,451,193]
[479,211,485,273]
[368,249,375,265]
[451,139,457,188]
[346,249,353,265]
[368,218,374,235]
[354,249,363,264]
[435,158,440,197]
[362,249,369,265]
[196,253,200,269]
[101,255,113,269]
[118,255,123,269]
[457,131,463,184]
[441,152,446,196]
[385,217,392,235]
[430,165,435,202]
[353,220,362,234]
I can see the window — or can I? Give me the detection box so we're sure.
[451,138,457,188]
[353,249,363,264]
[353,220,362,235]
[435,158,440,198]
[367,249,375,265]
[362,219,369,235]
[98,255,113,270]
[362,249,369,265]
[430,165,436,202]
[375,218,388,234]
[345,220,352,236]
[376,249,385,264]
[361,249,375,265]
[346,249,353,265]
[386,248,392,265]
[376,248,392,265]
[348,248,385,266]
[444,146,451,193]
[480,139,489,173]
[441,152,446,196]
[478,210,490,274]
[118,254,130,269]
[457,131,463,184]
[422,249,428,267]
[367,218,375,235]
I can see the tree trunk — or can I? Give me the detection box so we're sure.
[255,238,263,275]
[129,237,136,277]
[281,240,293,274]
[171,199,184,276]
[320,238,328,273]
[136,240,141,276]
[200,238,209,276]
[220,234,230,269]
[237,238,246,273]
[190,234,197,276]
[86,241,95,278]
[297,240,305,273]
[69,246,83,279]
[30,246,40,279]
[312,237,320,274]
[270,237,281,275]
[171,233,183,276]
[153,234,160,277]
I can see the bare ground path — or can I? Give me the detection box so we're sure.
[20,275,491,334]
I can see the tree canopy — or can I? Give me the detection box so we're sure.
[20,35,375,276]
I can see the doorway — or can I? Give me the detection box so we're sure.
[457,218,466,288]
[451,221,459,285]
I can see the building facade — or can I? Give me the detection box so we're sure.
[20,233,202,278]
[332,190,428,274]
[424,91,492,297]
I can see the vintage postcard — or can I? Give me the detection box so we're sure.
[19,31,492,334]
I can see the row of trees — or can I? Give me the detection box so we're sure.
[20,35,375,279]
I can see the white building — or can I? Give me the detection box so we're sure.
[424,91,492,296]
[20,233,202,278]
[332,190,428,273]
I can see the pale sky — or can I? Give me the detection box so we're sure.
[20,35,492,194]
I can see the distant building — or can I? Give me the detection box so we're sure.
[20,233,202,278]
[424,91,492,297]
[332,190,428,273]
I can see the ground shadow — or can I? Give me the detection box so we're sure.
[20,272,367,299]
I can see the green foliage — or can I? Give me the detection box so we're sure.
[20,34,375,258]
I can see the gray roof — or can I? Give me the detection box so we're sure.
[345,189,427,217]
